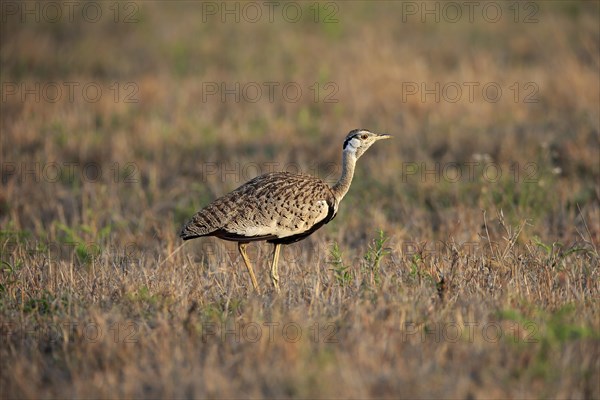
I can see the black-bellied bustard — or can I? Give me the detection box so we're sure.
[180,129,391,293]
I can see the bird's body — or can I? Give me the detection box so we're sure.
[180,172,337,245]
[180,129,390,293]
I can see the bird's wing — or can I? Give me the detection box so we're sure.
[180,172,336,242]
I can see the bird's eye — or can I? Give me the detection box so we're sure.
[361,134,368,140]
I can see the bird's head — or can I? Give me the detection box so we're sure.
[342,129,391,159]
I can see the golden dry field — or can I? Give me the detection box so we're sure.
[1,1,599,398]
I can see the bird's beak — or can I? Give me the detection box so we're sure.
[377,133,392,140]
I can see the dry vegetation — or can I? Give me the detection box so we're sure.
[1,1,599,398]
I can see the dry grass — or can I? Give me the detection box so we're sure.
[1,1,599,398]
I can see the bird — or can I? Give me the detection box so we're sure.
[180,129,391,293]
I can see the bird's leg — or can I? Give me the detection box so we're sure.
[238,243,260,294]
[270,243,281,292]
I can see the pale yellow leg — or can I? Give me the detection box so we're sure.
[270,243,281,292]
[238,243,260,294]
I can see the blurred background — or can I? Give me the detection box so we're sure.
[1,1,599,398]
[2,1,598,246]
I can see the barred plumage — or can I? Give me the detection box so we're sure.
[180,172,336,244]
[180,129,391,293]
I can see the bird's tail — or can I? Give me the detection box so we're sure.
[179,221,202,240]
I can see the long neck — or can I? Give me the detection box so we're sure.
[331,149,357,202]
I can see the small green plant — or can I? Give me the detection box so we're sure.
[362,230,390,286]
[0,260,18,300]
[22,291,68,315]
[409,253,422,279]
[533,236,591,269]
[127,286,163,308]
[329,242,352,287]
[56,223,111,265]
[0,229,31,244]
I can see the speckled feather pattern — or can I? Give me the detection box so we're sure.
[180,172,337,243]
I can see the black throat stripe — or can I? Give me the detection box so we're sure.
[343,129,362,149]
